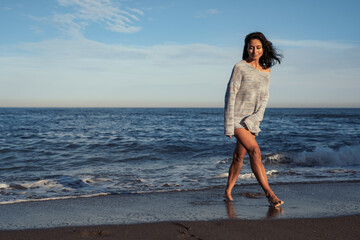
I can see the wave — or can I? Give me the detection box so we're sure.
[0,192,110,205]
[212,170,278,179]
[0,180,63,191]
[263,144,360,167]
[0,176,113,192]
[21,179,63,189]
[0,183,9,189]
[2,177,360,205]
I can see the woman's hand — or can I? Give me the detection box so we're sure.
[227,135,232,139]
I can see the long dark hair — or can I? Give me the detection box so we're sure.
[242,32,283,69]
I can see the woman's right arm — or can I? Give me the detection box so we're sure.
[224,65,241,137]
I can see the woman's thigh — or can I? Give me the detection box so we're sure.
[234,139,247,158]
[234,128,259,152]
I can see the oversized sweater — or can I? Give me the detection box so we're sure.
[224,60,270,136]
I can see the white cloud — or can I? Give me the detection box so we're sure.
[33,0,144,37]
[16,38,235,65]
[0,38,237,107]
[52,13,84,37]
[127,8,144,16]
[196,9,220,18]
[1,37,360,107]
[273,39,358,49]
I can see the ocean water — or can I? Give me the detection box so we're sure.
[0,108,359,204]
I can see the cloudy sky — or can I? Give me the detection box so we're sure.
[1,0,359,107]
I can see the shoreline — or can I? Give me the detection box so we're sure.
[3,179,360,206]
[1,181,360,239]
[1,181,360,230]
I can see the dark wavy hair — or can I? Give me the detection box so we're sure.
[242,32,283,69]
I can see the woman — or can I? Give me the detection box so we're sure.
[224,32,283,207]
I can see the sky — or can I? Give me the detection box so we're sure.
[1,0,360,108]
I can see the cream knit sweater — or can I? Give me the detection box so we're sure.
[224,60,270,136]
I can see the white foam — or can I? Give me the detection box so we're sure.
[81,177,112,184]
[213,170,277,179]
[295,145,360,167]
[264,145,360,167]
[238,170,277,179]
[238,173,254,179]
[21,180,63,189]
[0,183,9,189]
[134,178,147,183]
[267,170,278,175]
[264,153,290,164]
[0,192,110,205]
[213,173,228,178]
[216,159,230,165]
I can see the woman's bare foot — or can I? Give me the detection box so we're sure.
[224,190,233,201]
[266,192,284,207]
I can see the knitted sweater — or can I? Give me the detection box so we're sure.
[224,60,270,136]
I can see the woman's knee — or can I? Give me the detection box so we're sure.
[247,146,261,160]
[233,151,245,163]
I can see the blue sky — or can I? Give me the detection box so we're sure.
[1,0,360,107]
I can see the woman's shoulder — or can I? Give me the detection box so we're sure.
[232,61,247,73]
[234,60,246,68]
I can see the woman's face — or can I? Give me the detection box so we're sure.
[247,39,263,61]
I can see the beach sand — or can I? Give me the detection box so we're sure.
[1,182,360,239]
[1,215,359,240]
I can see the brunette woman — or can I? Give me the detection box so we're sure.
[224,32,284,207]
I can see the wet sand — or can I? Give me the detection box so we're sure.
[1,182,360,239]
[1,215,360,240]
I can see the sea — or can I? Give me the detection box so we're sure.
[0,108,359,204]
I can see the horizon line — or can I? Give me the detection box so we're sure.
[1,106,359,109]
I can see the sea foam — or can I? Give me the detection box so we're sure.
[264,144,360,167]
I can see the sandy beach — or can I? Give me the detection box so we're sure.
[1,215,359,240]
[1,181,360,239]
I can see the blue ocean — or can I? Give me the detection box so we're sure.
[1,108,360,204]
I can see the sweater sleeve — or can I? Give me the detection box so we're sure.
[224,65,242,136]
[243,82,269,132]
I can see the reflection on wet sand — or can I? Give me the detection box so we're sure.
[225,200,237,219]
[225,200,284,219]
[266,206,284,219]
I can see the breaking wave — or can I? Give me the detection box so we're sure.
[264,145,360,167]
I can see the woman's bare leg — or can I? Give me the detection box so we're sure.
[234,128,282,205]
[225,141,247,201]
